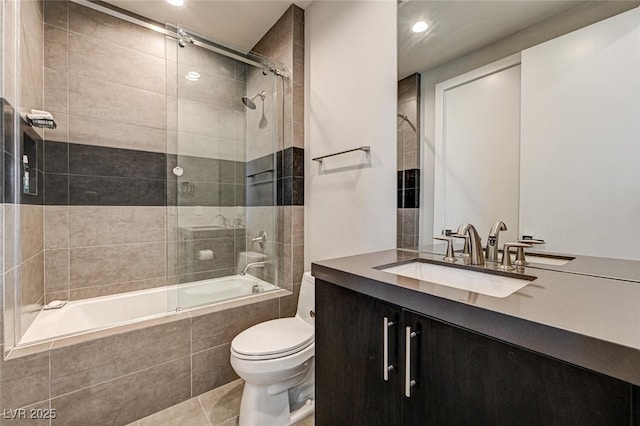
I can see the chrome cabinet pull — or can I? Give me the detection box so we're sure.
[405,326,418,397]
[383,317,395,381]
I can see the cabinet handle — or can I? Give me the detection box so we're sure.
[405,326,418,397]
[383,317,395,381]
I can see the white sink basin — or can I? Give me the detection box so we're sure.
[380,261,533,298]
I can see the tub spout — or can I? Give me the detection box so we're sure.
[241,261,267,276]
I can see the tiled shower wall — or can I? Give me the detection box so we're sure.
[397,74,420,249]
[252,6,305,309]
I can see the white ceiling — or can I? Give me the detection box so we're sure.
[104,1,627,81]
[105,0,312,53]
[398,0,584,79]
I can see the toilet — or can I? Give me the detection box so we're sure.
[230,272,315,426]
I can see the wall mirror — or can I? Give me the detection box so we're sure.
[398,1,640,262]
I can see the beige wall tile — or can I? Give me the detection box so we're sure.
[192,344,238,396]
[68,277,166,300]
[44,0,68,29]
[69,242,165,289]
[4,268,18,349]
[292,244,304,286]
[44,206,69,250]
[282,243,292,288]
[0,347,50,410]
[292,206,304,245]
[44,112,69,142]
[44,249,69,293]
[399,73,419,104]
[68,115,166,153]
[177,97,236,140]
[44,24,68,71]
[3,0,19,106]
[20,205,44,263]
[293,6,304,49]
[20,0,44,112]
[293,83,304,123]
[69,32,165,94]
[44,67,68,114]
[279,284,299,318]
[69,75,166,129]
[293,41,304,85]
[191,298,278,353]
[4,205,18,272]
[171,60,243,111]
[21,81,44,140]
[50,318,190,396]
[21,252,45,337]
[50,357,191,426]
[68,2,165,58]
[68,206,165,247]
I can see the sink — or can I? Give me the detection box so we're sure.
[379,261,534,298]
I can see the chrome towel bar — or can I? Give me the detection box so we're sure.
[312,146,370,162]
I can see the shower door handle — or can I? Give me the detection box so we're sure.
[383,317,394,381]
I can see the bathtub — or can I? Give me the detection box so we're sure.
[19,274,278,346]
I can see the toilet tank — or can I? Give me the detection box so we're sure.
[295,272,315,326]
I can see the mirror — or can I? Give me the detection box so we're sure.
[398,1,640,261]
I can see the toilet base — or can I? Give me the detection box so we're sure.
[237,359,314,426]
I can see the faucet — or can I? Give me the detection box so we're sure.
[456,223,484,266]
[241,261,267,276]
[486,220,507,262]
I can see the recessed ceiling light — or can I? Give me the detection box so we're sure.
[185,71,200,81]
[411,21,429,33]
[166,0,185,7]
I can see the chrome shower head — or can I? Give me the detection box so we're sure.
[242,91,266,110]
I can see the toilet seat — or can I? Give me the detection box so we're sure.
[231,318,314,361]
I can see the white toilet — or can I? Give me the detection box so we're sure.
[230,272,315,426]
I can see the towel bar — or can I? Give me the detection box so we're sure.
[312,146,370,162]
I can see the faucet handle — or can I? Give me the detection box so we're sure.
[514,240,543,265]
[498,242,532,271]
[433,236,457,263]
[450,234,471,258]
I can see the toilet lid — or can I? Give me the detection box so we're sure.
[231,318,314,359]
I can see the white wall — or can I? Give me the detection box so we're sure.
[304,1,397,268]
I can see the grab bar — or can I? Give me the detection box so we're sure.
[312,146,370,162]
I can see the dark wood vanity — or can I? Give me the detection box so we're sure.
[312,249,640,426]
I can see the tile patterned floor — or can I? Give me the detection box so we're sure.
[127,379,315,426]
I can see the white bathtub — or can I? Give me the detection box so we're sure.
[19,275,277,346]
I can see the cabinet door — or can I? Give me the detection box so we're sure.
[402,310,632,426]
[315,279,402,426]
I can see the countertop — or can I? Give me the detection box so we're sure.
[312,249,640,386]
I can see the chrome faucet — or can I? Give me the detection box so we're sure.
[241,261,267,276]
[456,223,484,266]
[486,220,507,262]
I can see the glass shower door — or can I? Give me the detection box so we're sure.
[168,27,279,311]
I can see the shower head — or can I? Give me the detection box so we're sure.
[241,91,266,110]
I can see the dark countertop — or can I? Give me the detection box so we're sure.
[312,249,640,386]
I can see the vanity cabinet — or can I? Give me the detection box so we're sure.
[316,279,634,425]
